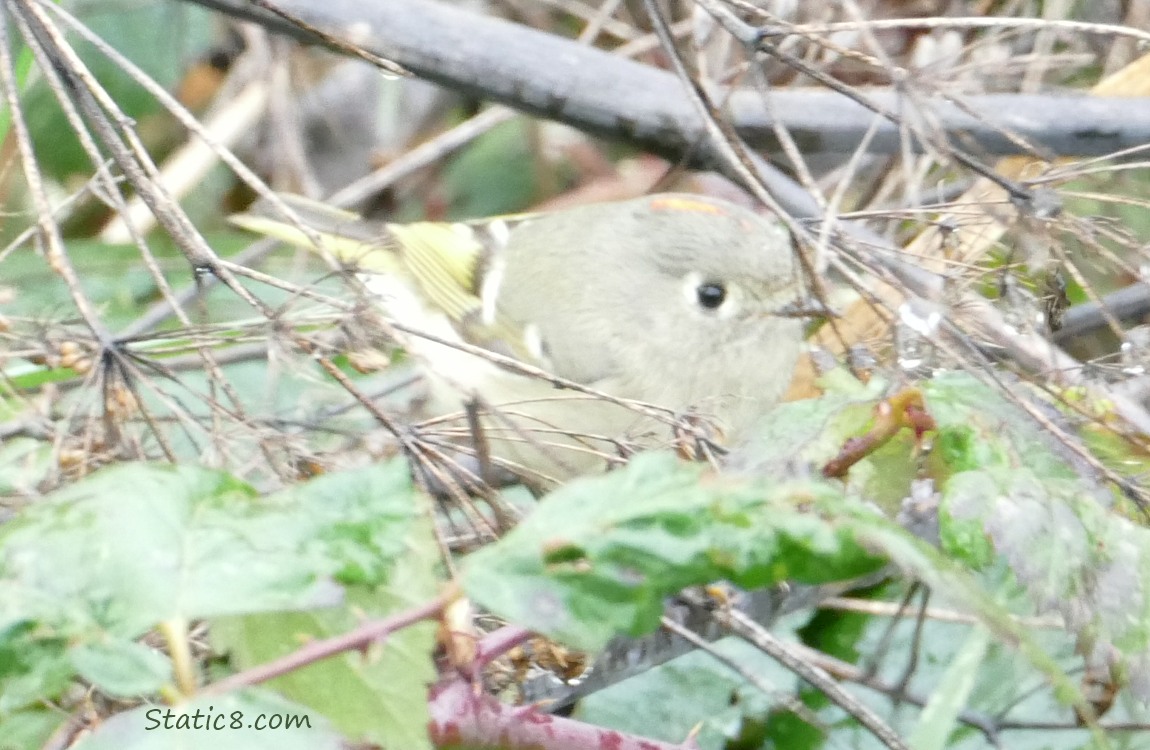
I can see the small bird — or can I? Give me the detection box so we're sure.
[232,193,804,485]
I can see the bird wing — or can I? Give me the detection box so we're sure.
[230,195,546,366]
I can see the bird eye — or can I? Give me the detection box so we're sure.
[696,281,727,310]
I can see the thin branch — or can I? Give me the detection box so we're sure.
[719,606,912,750]
[201,592,452,696]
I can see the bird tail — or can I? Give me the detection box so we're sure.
[230,193,396,271]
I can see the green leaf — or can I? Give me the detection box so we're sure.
[907,625,990,750]
[731,377,917,513]
[0,461,429,638]
[70,689,340,750]
[210,465,440,750]
[462,453,890,650]
[70,640,171,699]
[941,465,1150,698]
[730,378,884,478]
[0,708,64,750]
[0,464,312,639]
[0,460,431,715]
[0,236,254,329]
[922,372,1079,481]
[0,624,73,715]
[212,609,436,749]
[936,471,999,568]
[460,447,1101,720]
[923,374,1150,700]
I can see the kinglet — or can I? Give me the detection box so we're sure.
[232,193,804,483]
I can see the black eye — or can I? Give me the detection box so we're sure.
[696,281,727,310]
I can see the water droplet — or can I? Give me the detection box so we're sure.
[895,300,941,377]
[1121,325,1150,375]
[897,299,942,337]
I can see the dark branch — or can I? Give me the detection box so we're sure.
[182,0,1150,160]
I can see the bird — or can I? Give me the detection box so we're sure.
[231,192,804,486]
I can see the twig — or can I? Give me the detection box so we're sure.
[201,592,452,696]
[718,606,912,750]
[248,0,408,77]
[817,596,1064,629]
[659,615,827,734]
[783,639,1004,746]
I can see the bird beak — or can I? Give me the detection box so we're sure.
[770,297,836,321]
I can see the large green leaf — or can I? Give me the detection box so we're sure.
[209,464,440,750]
[0,464,316,638]
[462,452,891,651]
[923,373,1150,700]
[0,460,432,713]
[730,374,918,513]
[0,708,64,750]
[922,373,1081,481]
